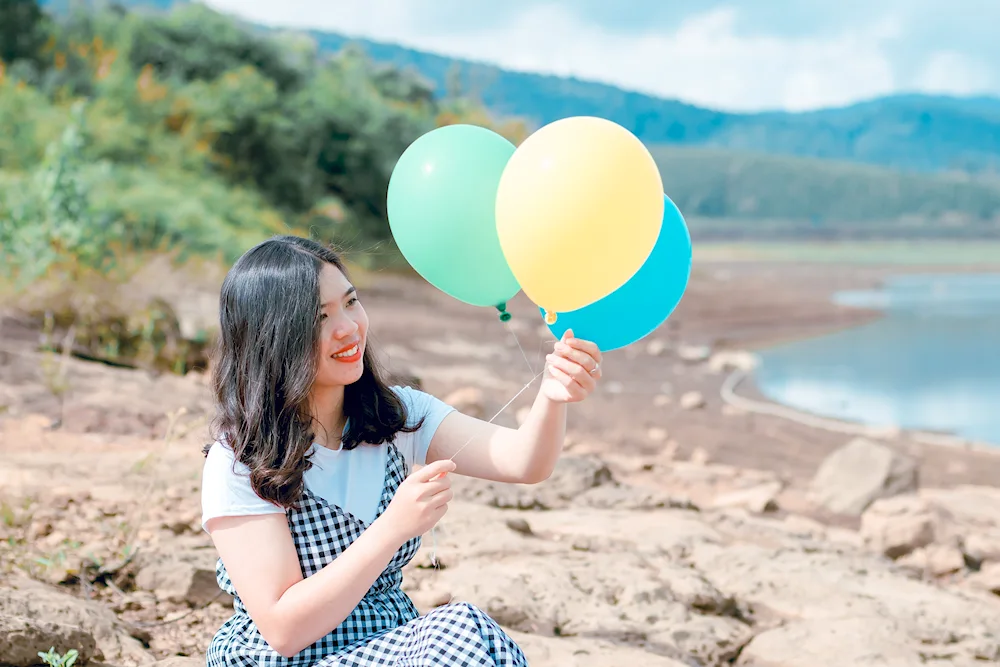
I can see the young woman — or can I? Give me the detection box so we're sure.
[201,235,602,666]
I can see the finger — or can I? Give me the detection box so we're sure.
[433,504,449,523]
[419,475,452,496]
[562,336,602,364]
[431,488,454,507]
[552,342,601,374]
[413,458,457,482]
[546,363,585,400]
[547,353,596,392]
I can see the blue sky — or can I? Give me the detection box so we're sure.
[201,0,1000,112]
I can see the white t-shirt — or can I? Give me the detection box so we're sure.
[201,386,455,531]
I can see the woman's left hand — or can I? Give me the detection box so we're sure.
[542,329,602,403]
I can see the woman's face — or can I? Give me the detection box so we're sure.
[313,263,369,388]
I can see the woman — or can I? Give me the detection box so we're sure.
[201,235,602,666]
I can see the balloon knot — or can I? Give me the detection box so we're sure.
[496,304,512,322]
[544,311,558,325]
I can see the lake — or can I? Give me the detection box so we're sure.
[753,273,1000,446]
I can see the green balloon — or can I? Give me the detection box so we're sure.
[387,124,521,308]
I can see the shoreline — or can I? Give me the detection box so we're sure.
[729,268,1000,454]
[724,367,1000,455]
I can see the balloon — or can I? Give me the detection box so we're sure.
[545,195,692,352]
[495,116,664,316]
[387,124,520,309]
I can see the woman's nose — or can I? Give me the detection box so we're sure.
[333,316,359,338]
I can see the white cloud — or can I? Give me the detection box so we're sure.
[199,1,992,112]
[916,50,993,96]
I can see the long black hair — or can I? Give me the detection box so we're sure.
[207,235,421,509]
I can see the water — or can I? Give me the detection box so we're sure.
[753,273,1000,445]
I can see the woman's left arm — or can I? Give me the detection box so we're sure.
[425,330,601,484]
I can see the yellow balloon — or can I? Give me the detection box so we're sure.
[495,116,664,314]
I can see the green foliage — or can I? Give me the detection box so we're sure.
[1,0,525,375]
[0,1,490,272]
[0,101,116,286]
[37,647,79,667]
[0,0,50,68]
[127,3,304,91]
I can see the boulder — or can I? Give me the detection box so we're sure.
[810,438,918,516]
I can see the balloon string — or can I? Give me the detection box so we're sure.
[448,369,544,463]
[430,325,547,576]
[505,320,536,375]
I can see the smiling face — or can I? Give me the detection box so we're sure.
[313,262,369,389]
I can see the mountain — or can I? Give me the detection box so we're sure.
[38,0,1000,176]
[304,31,1000,174]
[652,146,1000,239]
[40,0,177,12]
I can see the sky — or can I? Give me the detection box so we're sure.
[200,0,1000,113]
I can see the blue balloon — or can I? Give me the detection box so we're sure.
[544,195,692,352]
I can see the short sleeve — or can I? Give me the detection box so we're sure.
[392,385,456,468]
[201,442,284,532]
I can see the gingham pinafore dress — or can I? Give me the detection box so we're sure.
[206,442,528,666]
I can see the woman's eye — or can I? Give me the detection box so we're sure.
[347,297,359,307]
[319,313,328,321]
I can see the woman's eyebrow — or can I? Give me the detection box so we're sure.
[321,286,356,307]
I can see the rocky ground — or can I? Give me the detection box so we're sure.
[2,261,999,666]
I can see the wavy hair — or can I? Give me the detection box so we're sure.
[207,235,421,509]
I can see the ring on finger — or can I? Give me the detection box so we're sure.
[589,363,600,376]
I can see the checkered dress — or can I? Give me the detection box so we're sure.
[206,443,528,666]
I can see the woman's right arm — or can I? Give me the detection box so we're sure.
[206,458,456,658]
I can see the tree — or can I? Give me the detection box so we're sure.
[0,0,49,67]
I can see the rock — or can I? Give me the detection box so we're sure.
[511,632,690,667]
[434,549,749,663]
[660,440,680,462]
[809,438,918,516]
[574,484,699,512]
[964,533,1000,566]
[925,544,966,576]
[738,617,925,667]
[708,350,758,373]
[677,344,711,363]
[645,339,669,357]
[443,387,485,419]
[453,455,615,510]
[782,514,829,540]
[135,549,233,607]
[691,540,1000,666]
[689,447,711,465]
[524,508,722,557]
[647,427,668,443]
[860,495,936,558]
[0,577,151,666]
[505,518,533,536]
[967,562,1000,595]
[653,394,672,407]
[712,481,782,514]
[0,615,100,667]
[152,659,206,667]
[919,485,1000,547]
[680,391,705,410]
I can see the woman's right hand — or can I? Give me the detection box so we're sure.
[380,458,456,543]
